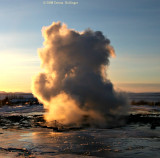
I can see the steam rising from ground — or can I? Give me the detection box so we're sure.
[32,22,128,127]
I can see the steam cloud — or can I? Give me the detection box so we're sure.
[32,22,128,127]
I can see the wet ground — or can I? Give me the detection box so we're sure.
[1,125,160,157]
[1,104,160,157]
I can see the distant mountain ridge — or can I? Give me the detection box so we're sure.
[0,91,32,95]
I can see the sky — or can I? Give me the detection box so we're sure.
[0,0,160,93]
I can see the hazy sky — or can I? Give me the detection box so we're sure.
[0,0,160,92]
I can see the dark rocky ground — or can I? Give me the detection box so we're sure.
[0,115,45,130]
[1,114,160,130]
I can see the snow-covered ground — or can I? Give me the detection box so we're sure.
[127,93,160,114]
[0,104,44,116]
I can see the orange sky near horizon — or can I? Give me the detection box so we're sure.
[0,50,160,93]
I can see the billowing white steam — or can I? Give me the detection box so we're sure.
[32,22,128,127]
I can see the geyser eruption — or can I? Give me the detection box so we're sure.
[32,22,128,127]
